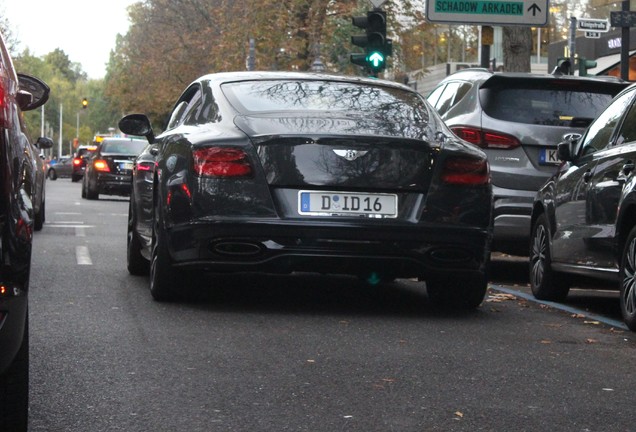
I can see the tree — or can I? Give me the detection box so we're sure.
[503,26,532,72]
[105,0,418,126]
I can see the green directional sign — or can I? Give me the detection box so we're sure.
[426,0,549,26]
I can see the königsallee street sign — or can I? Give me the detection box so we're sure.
[426,0,549,26]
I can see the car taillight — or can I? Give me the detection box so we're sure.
[193,147,252,178]
[93,160,110,172]
[73,158,82,166]
[451,126,521,150]
[0,81,9,129]
[137,162,154,172]
[441,156,490,185]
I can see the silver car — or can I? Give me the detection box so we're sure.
[427,68,628,255]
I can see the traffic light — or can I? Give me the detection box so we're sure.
[350,9,392,75]
[82,98,88,109]
[553,58,572,75]
[578,58,597,77]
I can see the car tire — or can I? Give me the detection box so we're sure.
[426,273,488,310]
[619,226,636,331]
[127,198,149,276]
[47,169,57,180]
[71,174,80,182]
[529,213,569,301]
[149,201,178,301]
[34,199,44,231]
[0,317,28,432]
[85,177,99,200]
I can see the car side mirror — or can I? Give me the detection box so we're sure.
[557,133,581,162]
[36,136,53,150]
[17,74,50,111]
[119,114,156,144]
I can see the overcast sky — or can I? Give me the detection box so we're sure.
[3,0,137,79]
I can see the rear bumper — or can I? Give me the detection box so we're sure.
[164,220,492,280]
[96,174,132,196]
[491,185,535,253]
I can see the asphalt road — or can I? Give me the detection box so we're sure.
[28,179,636,432]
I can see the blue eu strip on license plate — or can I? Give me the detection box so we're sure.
[298,191,397,218]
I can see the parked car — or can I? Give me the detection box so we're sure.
[530,82,636,331]
[119,71,493,307]
[46,157,73,180]
[19,74,53,231]
[72,145,97,182]
[427,68,628,255]
[0,31,51,432]
[81,137,147,200]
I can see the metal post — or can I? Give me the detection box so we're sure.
[58,103,63,158]
[247,38,255,71]
[621,0,630,80]
[569,16,576,75]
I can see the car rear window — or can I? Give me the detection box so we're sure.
[221,79,430,124]
[480,79,622,127]
[101,140,147,155]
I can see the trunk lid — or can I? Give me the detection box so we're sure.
[234,114,438,191]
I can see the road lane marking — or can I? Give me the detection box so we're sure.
[490,284,628,330]
[45,225,95,229]
[76,246,93,265]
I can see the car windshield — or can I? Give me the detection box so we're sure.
[481,81,618,126]
[100,140,147,155]
[221,79,430,124]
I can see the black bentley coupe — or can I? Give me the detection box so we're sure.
[120,72,493,309]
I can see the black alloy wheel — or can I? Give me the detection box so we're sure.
[47,169,57,180]
[127,196,149,276]
[34,199,45,231]
[529,213,569,301]
[149,200,178,301]
[620,226,636,331]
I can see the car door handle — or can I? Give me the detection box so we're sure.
[583,170,592,182]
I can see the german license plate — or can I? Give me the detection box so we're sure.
[539,148,560,165]
[298,191,397,218]
[119,161,134,171]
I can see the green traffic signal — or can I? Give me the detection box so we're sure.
[350,8,391,75]
[367,51,385,70]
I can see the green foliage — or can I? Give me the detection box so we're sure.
[104,0,420,125]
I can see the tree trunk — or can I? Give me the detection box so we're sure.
[502,27,532,72]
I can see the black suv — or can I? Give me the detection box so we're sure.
[531,82,636,331]
[0,32,52,431]
[427,69,628,255]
